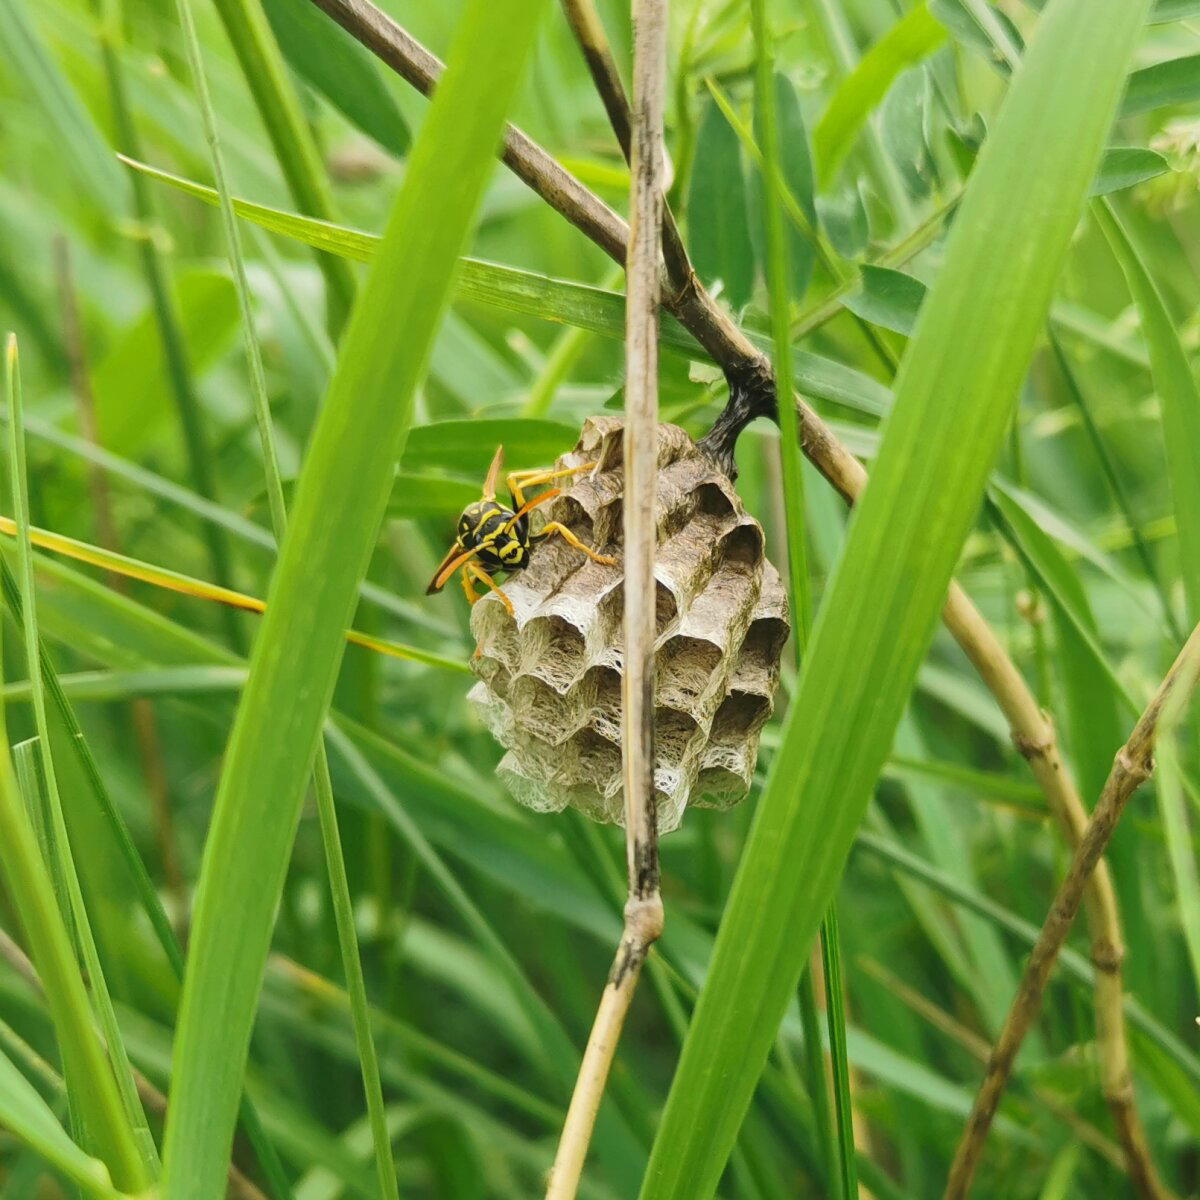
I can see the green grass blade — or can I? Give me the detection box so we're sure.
[3,338,156,1185]
[1120,54,1200,117]
[118,156,895,418]
[0,450,142,1200]
[0,0,125,209]
[752,4,855,1194]
[159,2,551,1194]
[260,0,409,158]
[637,2,1149,1194]
[0,1046,126,1200]
[209,0,357,333]
[818,910,858,1198]
[1094,199,1200,625]
[1156,732,1200,998]
[813,1,946,186]
[1047,330,1180,638]
[93,0,247,653]
[172,0,400,1187]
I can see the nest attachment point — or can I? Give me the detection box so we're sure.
[468,417,789,834]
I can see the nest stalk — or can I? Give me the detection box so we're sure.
[545,2,667,1196]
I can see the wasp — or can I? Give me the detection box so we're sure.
[425,445,616,615]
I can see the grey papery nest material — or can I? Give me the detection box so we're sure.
[468,417,789,834]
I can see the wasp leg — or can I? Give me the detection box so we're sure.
[460,565,482,606]
[536,521,617,566]
[467,560,515,616]
[504,485,560,532]
[507,461,598,509]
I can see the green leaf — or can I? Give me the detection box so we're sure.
[814,1,947,185]
[930,0,1023,75]
[120,156,895,417]
[1151,0,1200,21]
[749,73,817,300]
[842,265,925,337]
[0,0,125,208]
[1095,200,1200,622]
[880,67,936,200]
[388,474,481,520]
[0,1047,125,1200]
[93,270,239,457]
[638,1,1150,1194]
[158,3,552,1196]
[989,488,1135,715]
[1120,55,1200,118]
[400,418,581,479]
[687,96,756,310]
[1156,734,1200,998]
[209,0,357,333]
[1090,147,1171,196]
[261,0,410,157]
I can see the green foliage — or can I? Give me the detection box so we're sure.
[1,0,1200,1197]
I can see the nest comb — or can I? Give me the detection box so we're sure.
[468,417,789,834]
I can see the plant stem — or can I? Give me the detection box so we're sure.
[546,2,667,1196]
[945,622,1200,1199]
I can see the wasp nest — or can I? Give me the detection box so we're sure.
[468,417,789,834]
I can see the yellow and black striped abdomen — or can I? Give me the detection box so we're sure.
[458,501,530,572]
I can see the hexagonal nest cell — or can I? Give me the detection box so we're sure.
[468,416,789,834]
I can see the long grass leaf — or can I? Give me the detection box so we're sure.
[159,4,551,1194]
[0,1046,125,1200]
[0,520,466,672]
[118,157,895,418]
[209,0,357,332]
[813,1,946,185]
[637,2,1149,1194]
[1094,199,1200,625]
[173,0,403,1186]
[3,338,155,1185]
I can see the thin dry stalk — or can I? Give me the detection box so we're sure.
[858,957,1125,1173]
[0,929,265,1200]
[945,623,1200,1200]
[310,0,1159,1180]
[544,3,667,1197]
[52,238,186,928]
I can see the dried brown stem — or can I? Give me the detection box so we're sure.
[310,0,1160,1185]
[0,928,265,1200]
[944,623,1200,1200]
[858,957,1126,1174]
[545,3,667,1196]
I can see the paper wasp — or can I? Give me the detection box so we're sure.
[425,445,615,616]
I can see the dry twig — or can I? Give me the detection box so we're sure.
[945,623,1200,1199]
[544,4,667,1197]
[303,0,1160,1184]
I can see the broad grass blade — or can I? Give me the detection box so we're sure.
[159,2,551,1195]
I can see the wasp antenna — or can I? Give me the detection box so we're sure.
[483,444,505,500]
